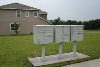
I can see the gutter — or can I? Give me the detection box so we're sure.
[0,8,39,10]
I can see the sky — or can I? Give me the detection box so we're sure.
[0,0,100,21]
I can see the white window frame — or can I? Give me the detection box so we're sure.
[16,10,21,17]
[25,11,29,17]
[10,23,20,31]
[34,11,38,17]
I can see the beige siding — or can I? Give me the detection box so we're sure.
[39,14,47,20]
[0,9,50,35]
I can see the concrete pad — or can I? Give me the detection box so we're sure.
[63,58,100,67]
[28,52,90,66]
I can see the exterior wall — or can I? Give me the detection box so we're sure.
[0,9,50,35]
[39,14,47,20]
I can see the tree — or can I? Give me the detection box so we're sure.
[50,17,100,30]
[77,21,83,25]
[50,17,62,25]
[14,22,20,35]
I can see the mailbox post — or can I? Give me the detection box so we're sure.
[58,42,62,59]
[41,44,46,61]
[73,41,77,56]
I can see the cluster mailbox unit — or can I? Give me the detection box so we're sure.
[33,25,84,61]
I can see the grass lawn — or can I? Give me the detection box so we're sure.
[0,33,100,67]
[84,30,100,32]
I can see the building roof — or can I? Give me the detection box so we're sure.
[39,10,48,14]
[0,3,50,23]
[0,3,47,14]
[0,3,38,10]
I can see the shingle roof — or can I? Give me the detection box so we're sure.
[39,10,48,14]
[0,3,48,14]
[0,3,38,10]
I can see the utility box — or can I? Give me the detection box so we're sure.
[71,25,84,41]
[55,25,70,43]
[33,25,54,44]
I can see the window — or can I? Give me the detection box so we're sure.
[34,11,38,17]
[16,10,21,17]
[10,23,19,31]
[25,11,29,17]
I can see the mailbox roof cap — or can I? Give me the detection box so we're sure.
[71,25,78,26]
[71,25,84,26]
[63,25,70,26]
[55,25,63,26]
[77,25,84,26]
[33,25,54,26]
[34,25,45,26]
[45,25,54,26]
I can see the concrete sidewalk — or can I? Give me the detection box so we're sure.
[28,52,90,66]
[63,58,100,67]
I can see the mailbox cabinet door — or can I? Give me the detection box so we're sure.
[37,27,45,44]
[78,26,83,41]
[45,26,53,44]
[55,26,63,43]
[62,26,70,42]
[71,26,78,41]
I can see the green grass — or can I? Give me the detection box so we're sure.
[0,33,100,67]
[84,30,100,32]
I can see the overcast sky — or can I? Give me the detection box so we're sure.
[0,0,100,21]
